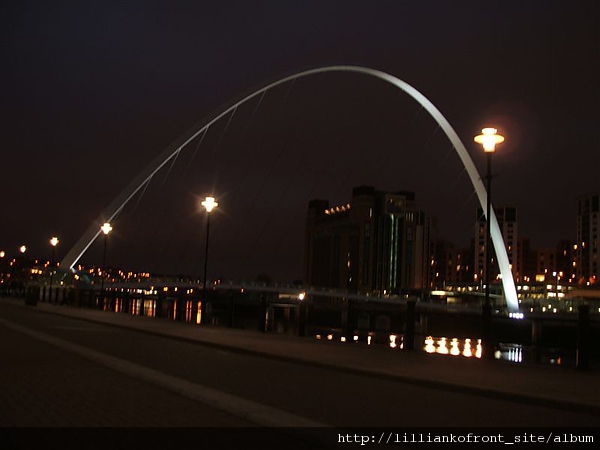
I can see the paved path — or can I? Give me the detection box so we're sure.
[2,296,598,419]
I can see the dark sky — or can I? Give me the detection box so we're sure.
[1,0,598,282]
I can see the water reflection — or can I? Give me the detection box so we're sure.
[424,339,578,366]
[313,331,580,366]
[316,333,483,358]
[496,344,523,363]
[424,336,482,358]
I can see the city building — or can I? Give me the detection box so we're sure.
[576,193,599,284]
[474,206,518,283]
[556,239,577,283]
[516,237,537,282]
[431,239,473,288]
[304,186,434,295]
[535,248,556,278]
[514,237,576,285]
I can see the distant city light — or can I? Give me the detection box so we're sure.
[19,245,26,253]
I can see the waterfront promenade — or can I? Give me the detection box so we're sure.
[1,295,598,421]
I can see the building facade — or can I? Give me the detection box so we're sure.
[474,206,518,283]
[431,239,473,288]
[576,193,599,284]
[304,186,434,295]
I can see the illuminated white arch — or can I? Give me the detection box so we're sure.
[61,65,519,312]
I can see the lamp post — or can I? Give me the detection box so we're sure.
[99,222,112,310]
[201,196,218,324]
[474,127,504,359]
[0,251,5,296]
[18,245,27,297]
[49,237,59,304]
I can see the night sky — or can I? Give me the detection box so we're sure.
[1,0,598,282]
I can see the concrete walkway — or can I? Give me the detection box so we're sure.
[2,297,599,416]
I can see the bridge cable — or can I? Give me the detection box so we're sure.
[219,88,270,220]
[454,184,478,218]
[155,129,217,276]
[162,90,267,279]
[239,128,309,274]
[276,128,347,282]
[222,82,299,265]
[275,79,375,282]
[226,85,307,279]
[135,163,181,269]
[212,105,238,160]
[241,88,266,137]
[180,127,209,179]
[129,177,153,216]
[191,89,275,279]
[158,148,182,189]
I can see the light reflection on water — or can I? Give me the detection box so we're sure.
[496,344,523,363]
[424,336,483,359]
[313,332,555,364]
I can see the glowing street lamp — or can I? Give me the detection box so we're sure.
[474,127,504,359]
[19,245,27,254]
[99,222,112,309]
[201,196,218,324]
[101,222,113,236]
[474,127,504,153]
[201,196,218,213]
[49,237,59,304]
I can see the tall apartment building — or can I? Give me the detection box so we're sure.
[516,238,575,283]
[304,185,434,295]
[474,206,518,282]
[432,240,473,287]
[535,248,556,277]
[576,193,599,284]
[556,240,577,282]
[517,238,537,282]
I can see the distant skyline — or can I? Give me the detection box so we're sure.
[1,0,598,281]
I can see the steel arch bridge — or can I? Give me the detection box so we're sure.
[60,65,519,313]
